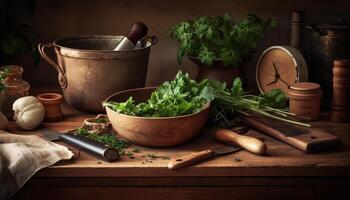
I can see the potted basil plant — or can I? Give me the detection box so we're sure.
[169,13,276,85]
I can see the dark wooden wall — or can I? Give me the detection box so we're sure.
[12,0,350,91]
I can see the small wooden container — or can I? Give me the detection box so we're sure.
[288,82,322,121]
[37,93,63,122]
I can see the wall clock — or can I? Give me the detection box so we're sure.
[256,46,308,94]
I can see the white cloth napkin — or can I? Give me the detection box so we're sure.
[0,131,73,200]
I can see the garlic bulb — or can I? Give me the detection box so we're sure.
[13,96,45,130]
[0,112,8,130]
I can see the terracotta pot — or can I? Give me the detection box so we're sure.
[37,93,63,122]
[188,56,243,86]
[104,87,210,147]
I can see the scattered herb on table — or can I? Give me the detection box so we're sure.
[141,154,170,164]
[145,154,170,160]
[104,71,309,128]
[169,13,276,66]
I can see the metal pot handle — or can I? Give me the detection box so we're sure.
[149,35,158,46]
[305,25,328,36]
[38,43,68,88]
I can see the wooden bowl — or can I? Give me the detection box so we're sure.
[104,87,210,147]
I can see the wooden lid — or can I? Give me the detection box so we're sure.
[334,59,350,66]
[290,82,320,91]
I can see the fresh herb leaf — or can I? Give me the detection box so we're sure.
[104,71,309,128]
[104,71,210,117]
[169,13,276,67]
[258,89,288,109]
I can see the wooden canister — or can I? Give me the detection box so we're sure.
[288,82,322,121]
[331,59,350,122]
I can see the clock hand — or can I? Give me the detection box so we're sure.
[277,76,290,88]
[272,61,290,87]
[272,61,280,75]
[265,79,278,86]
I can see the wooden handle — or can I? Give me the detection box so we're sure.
[213,129,267,155]
[168,150,214,170]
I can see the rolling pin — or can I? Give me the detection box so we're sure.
[212,129,267,155]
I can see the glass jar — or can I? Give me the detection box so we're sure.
[1,65,30,118]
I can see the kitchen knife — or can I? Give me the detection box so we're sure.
[40,128,119,162]
[168,146,242,170]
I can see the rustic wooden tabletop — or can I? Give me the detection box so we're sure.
[10,88,350,200]
[7,112,350,178]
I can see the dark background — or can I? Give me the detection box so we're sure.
[10,0,350,91]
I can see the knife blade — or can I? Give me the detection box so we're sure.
[167,145,242,170]
[40,128,119,162]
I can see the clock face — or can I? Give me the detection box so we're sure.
[256,46,308,94]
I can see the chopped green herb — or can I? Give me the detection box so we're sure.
[132,148,141,153]
[75,128,130,155]
[94,118,109,123]
[146,154,170,160]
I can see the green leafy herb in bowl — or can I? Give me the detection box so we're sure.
[103,71,308,147]
[103,71,211,117]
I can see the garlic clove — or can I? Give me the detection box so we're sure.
[13,96,45,130]
[13,96,41,112]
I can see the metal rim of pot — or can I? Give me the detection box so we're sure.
[38,35,158,89]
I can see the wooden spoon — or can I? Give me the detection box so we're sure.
[212,129,267,155]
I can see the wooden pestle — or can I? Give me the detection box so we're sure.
[213,129,267,155]
[331,59,350,122]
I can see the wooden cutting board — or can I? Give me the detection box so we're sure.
[239,113,341,153]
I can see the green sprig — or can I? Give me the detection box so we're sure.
[169,13,276,67]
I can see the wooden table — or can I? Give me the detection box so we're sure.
[10,102,350,200]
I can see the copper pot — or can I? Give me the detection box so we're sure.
[38,35,157,112]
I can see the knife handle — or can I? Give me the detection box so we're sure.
[168,150,214,170]
[59,133,119,162]
[214,129,267,155]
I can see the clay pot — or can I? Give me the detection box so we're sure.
[104,87,210,147]
[288,82,322,121]
[37,93,63,122]
[188,56,243,86]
